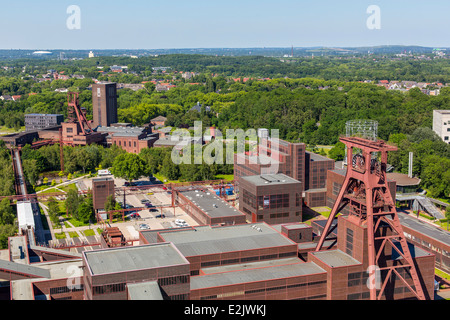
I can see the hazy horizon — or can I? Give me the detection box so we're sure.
[2,1,450,50]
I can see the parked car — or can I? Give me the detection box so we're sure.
[162,186,168,191]
[175,219,188,227]
[145,202,154,208]
[155,214,166,219]
[129,212,140,218]
[139,223,150,230]
[149,208,158,212]
[140,199,149,203]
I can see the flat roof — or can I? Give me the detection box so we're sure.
[306,151,333,162]
[240,173,301,186]
[159,223,296,257]
[397,212,450,246]
[309,249,361,267]
[17,201,35,230]
[180,190,244,218]
[0,259,51,278]
[434,110,450,115]
[127,281,163,300]
[200,257,302,275]
[235,153,281,166]
[83,243,188,276]
[386,172,421,186]
[190,261,325,290]
[331,168,394,182]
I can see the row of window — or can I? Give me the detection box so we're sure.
[198,251,297,269]
[93,283,125,295]
[199,281,327,300]
[158,275,189,286]
[50,284,84,295]
[115,140,137,148]
[269,212,290,219]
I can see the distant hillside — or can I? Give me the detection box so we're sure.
[0,45,444,60]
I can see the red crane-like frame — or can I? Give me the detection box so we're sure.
[315,136,426,300]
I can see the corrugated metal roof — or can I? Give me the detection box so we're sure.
[160,223,295,257]
[0,260,50,278]
[190,262,325,290]
[84,243,188,275]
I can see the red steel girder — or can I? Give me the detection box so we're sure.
[315,136,426,300]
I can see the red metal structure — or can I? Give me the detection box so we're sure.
[315,136,426,300]
[67,92,92,135]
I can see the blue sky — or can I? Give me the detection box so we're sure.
[1,0,450,49]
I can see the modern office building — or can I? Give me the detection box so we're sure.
[234,138,335,209]
[432,109,450,143]
[25,114,63,131]
[234,138,306,190]
[238,173,303,224]
[92,82,118,128]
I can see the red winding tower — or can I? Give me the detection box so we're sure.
[315,133,426,300]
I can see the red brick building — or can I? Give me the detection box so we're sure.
[238,174,303,224]
[175,189,246,226]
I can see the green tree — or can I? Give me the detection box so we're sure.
[0,198,15,225]
[104,194,116,213]
[65,189,82,218]
[110,153,147,184]
[328,142,345,161]
[445,206,450,231]
[78,193,94,224]
[23,159,39,186]
[47,197,61,225]
[0,224,16,249]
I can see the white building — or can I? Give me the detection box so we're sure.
[433,110,450,144]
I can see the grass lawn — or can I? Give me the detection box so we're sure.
[215,174,234,181]
[97,228,103,235]
[65,216,90,228]
[83,229,96,237]
[54,232,66,239]
[0,125,25,134]
[154,173,180,184]
[38,187,62,194]
[68,231,79,238]
[60,183,78,193]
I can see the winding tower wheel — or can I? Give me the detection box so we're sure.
[315,136,426,300]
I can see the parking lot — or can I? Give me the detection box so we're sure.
[85,175,197,240]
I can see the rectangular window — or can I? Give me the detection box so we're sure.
[346,228,354,256]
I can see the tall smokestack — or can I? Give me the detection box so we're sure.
[408,152,413,178]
